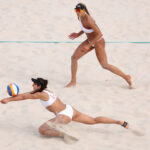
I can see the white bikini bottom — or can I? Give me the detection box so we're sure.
[88,35,104,48]
[57,104,74,119]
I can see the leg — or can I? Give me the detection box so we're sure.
[95,39,132,86]
[73,110,129,129]
[39,115,72,137]
[65,40,94,87]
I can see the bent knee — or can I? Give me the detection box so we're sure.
[39,127,45,135]
[71,55,78,61]
[101,63,109,69]
[39,124,49,135]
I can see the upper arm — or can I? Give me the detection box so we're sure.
[21,92,42,100]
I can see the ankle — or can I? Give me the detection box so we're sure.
[117,121,122,125]
[70,80,76,83]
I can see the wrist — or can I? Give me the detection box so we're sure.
[5,99,10,103]
[77,32,80,36]
[1,98,9,104]
[78,31,83,36]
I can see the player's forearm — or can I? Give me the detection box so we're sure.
[1,94,27,103]
[78,30,84,36]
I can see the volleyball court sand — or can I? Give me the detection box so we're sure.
[0,0,150,149]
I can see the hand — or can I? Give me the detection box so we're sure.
[68,33,79,40]
[81,45,91,52]
[0,98,9,104]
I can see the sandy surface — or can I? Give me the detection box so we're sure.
[0,0,150,150]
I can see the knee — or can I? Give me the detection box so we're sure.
[39,126,45,135]
[93,118,99,124]
[101,63,109,69]
[93,117,102,124]
[71,55,78,62]
[89,118,97,125]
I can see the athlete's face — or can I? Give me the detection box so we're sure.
[75,9,85,18]
[32,82,41,90]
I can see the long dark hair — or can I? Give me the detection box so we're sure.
[76,3,90,15]
[31,78,48,94]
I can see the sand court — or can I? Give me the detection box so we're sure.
[0,0,150,149]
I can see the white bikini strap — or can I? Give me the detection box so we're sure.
[43,90,50,95]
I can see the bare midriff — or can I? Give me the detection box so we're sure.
[46,98,66,115]
[86,31,103,42]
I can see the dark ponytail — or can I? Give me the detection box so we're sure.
[31,78,48,94]
[77,3,90,15]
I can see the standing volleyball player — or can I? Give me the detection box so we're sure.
[65,3,132,87]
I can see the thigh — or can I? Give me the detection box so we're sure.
[95,39,108,64]
[39,116,72,131]
[72,39,94,60]
[72,109,95,124]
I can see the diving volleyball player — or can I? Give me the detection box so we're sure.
[1,78,129,138]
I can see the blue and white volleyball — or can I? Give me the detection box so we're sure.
[7,83,19,96]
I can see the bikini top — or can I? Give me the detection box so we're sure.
[40,90,57,108]
[79,19,94,33]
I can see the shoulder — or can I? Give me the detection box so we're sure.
[86,15,95,25]
[30,92,44,98]
[21,92,42,99]
[30,91,49,100]
[44,89,54,94]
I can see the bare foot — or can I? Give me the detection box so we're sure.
[120,121,129,129]
[125,75,132,87]
[65,82,76,88]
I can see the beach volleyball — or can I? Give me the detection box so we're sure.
[7,83,19,96]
